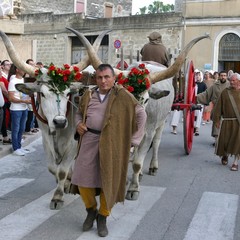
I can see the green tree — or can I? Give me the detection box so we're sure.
[136,1,174,15]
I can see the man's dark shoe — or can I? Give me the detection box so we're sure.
[221,156,228,165]
[82,208,98,231]
[97,214,108,237]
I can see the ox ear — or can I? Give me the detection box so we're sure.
[15,83,40,95]
[149,90,170,100]
[70,82,85,94]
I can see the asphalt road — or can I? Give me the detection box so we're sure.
[0,114,240,240]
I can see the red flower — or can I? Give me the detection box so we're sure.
[63,69,71,76]
[139,63,145,69]
[116,64,151,101]
[74,72,82,81]
[73,66,79,72]
[49,65,55,71]
[145,69,150,74]
[145,79,151,89]
[56,68,63,75]
[127,86,134,92]
[63,64,70,69]
[118,79,125,85]
[118,72,123,79]
[63,75,68,82]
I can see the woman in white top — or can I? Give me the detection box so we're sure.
[8,64,32,156]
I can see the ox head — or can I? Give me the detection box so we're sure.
[15,66,83,134]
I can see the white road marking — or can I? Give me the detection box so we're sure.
[78,186,166,240]
[183,192,239,240]
[0,178,34,197]
[0,190,79,240]
[0,138,42,177]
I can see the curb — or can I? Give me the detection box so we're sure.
[0,131,42,159]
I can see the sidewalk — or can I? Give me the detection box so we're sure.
[0,131,42,159]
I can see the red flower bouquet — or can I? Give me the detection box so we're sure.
[35,63,82,93]
[117,63,151,101]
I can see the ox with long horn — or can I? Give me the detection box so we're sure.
[66,28,209,201]
[0,29,110,209]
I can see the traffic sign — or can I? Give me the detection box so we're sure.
[114,39,121,49]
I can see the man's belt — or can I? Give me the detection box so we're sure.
[87,127,101,135]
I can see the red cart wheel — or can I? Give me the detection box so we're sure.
[183,61,196,155]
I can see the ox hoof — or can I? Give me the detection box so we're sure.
[125,191,140,201]
[50,200,64,210]
[148,168,158,176]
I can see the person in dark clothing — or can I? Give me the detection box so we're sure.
[194,69,207,135]
[140,31,170,67]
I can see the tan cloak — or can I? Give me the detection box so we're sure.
[72,85,144,210]
[212,88,240,157]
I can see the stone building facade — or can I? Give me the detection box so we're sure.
[0,0,240,73]
[20,0,132,18]
[182,0,240,72]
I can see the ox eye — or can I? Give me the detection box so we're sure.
[40,92,45,98]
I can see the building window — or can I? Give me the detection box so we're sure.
[71,34,109,64]
[104,3,113,18]
[218,33,240,61]
[75,0,84,13]
[0,0,13,16]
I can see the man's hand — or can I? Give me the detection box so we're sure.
[77,122,87,136]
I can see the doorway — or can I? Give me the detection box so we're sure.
[218,33,240,72]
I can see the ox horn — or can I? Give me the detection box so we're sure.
[0,31,37,77]
[66,27,105,70]
[67,28,112,71]
[66,28,123,76]
[150,34,210,84]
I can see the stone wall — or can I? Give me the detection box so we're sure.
[0,12,183,68]
[86,0,132,18]
[20,0,132,18]
[21,0,75,14]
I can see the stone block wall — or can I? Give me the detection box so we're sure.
[1,12,183,69]
[20,0,132,18]
[21,0,75,14]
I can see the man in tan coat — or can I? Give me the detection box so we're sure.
[140,31,170,67]
[212,73,240,171]
[71,64,147,237]
[197,70,230,164]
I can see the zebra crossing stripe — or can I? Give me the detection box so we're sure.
[78,186,166,240]
[0,190,79,240]
[0,178,34,197]
[183,192,239,240]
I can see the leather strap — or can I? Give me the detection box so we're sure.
[227,90,240,125]
[87,127,101,135]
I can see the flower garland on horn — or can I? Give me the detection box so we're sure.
[117,63,151,101]
[35,63,82,94]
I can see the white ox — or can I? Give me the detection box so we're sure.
[66,28,209,201]
[0,29,109,209]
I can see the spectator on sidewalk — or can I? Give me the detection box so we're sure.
[0,60,12,144]
[8,64,32,156]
